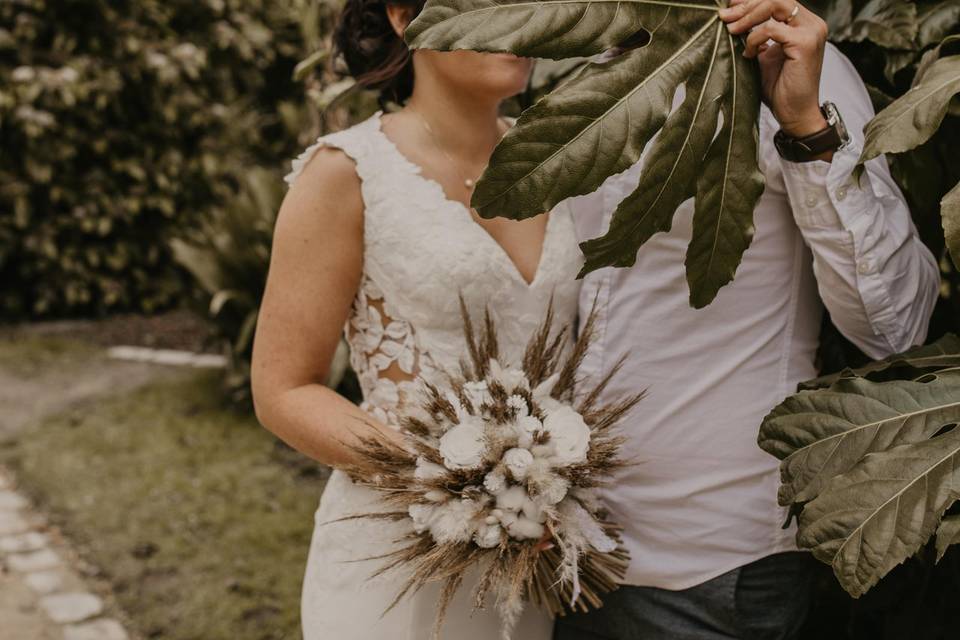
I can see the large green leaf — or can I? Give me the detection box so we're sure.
[835,0,919,50]
[759,372,960,507]
[797,423,960,598]
[945,181,960,269]
[800,333,960,390]
[406,0,693,59]
[917,1,960,49]
[806,0,854,34]
[935,514,960,562]
[859,54,960,163]
[407,0,764,307]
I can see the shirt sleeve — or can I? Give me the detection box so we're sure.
[777,44,941,360]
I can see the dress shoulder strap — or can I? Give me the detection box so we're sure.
[283,111,390,187]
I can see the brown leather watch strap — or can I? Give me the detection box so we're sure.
[774,103,849,163]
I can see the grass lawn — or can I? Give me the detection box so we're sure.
[3,368,327,640]
[0,333,102,380]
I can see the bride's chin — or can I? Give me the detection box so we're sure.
[431,50,533,98]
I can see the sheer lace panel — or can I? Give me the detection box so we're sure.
[345,274,438,428]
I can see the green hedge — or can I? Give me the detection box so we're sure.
[0,0,313,318]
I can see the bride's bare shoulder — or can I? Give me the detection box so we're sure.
[282,143,363,228]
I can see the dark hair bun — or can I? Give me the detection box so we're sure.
[333,0,425,105]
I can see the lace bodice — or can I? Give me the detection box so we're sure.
[285,112,583,426]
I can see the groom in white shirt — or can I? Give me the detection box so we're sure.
[556,0,940,638]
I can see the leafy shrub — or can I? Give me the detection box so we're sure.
[0,0,312,318]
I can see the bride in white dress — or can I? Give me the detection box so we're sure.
[251,0,583,637]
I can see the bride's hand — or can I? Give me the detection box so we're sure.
[535,530,554,552]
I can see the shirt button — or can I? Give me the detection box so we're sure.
[857,259,872,275]
[836,187,848,201]
[805,195,818,208]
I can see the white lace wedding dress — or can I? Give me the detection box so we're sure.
[286,112,583,640]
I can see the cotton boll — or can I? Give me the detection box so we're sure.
[530,443,554,459]
[524,457,553,487]
[498,509,518,528]
[543,406,591,465]
[408,503,437,534]
[438,418,487,470]
[503,448,534,481]
[429,499,480,544]
[507,516,545,540]
[496,485,528,512]
[414,457,448,481]
[474,523,504,549]
[521,497,547,523]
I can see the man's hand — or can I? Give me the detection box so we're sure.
[720,0,830,140]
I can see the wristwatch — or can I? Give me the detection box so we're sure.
[774,102,851,163]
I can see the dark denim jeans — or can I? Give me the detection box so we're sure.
[553,552,817,640]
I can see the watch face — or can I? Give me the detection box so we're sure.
[824,101,851,146]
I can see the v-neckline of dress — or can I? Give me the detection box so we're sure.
[370,111,556,289]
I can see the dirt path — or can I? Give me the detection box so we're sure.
[0,328,181,640]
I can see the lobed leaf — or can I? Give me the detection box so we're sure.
[406,0,717,60]
[759,372,960,507]
[800,333,960,390]
[408,0,765,306]
[859,54,960,166]
[835,0,919,50]
[944,181,960,269]
[797,425,960,598]
[935,514,960,562]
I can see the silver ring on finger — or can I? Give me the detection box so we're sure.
[785,3,800,23]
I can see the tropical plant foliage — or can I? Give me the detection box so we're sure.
[756,3,960,623]
[760,340,960,597]
[407,0,765,308]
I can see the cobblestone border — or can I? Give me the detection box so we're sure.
[0,467,130,640]
[106,345,227,369]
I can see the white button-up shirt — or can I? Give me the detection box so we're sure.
[566,44,940,590]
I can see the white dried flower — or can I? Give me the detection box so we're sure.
[464,380,493,409]
[483,471,507,495]
[506,516,545,540]
[438,418,487,470]
[497,509,517,528]
[489,360,530,393]
[512,415,541,449]
[414,457,448,481]
[474,523,503,549]
[429,499,480,544]
[409,503,437,534]
[521,497,547,523]
[503,448,534,481]
[496,485,527,513]
[543,406,591,465]
[506,394,529,417]
[532,474,570,506]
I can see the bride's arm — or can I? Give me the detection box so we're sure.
[251,147,399,469]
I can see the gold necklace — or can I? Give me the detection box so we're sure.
[409,108,501,191]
